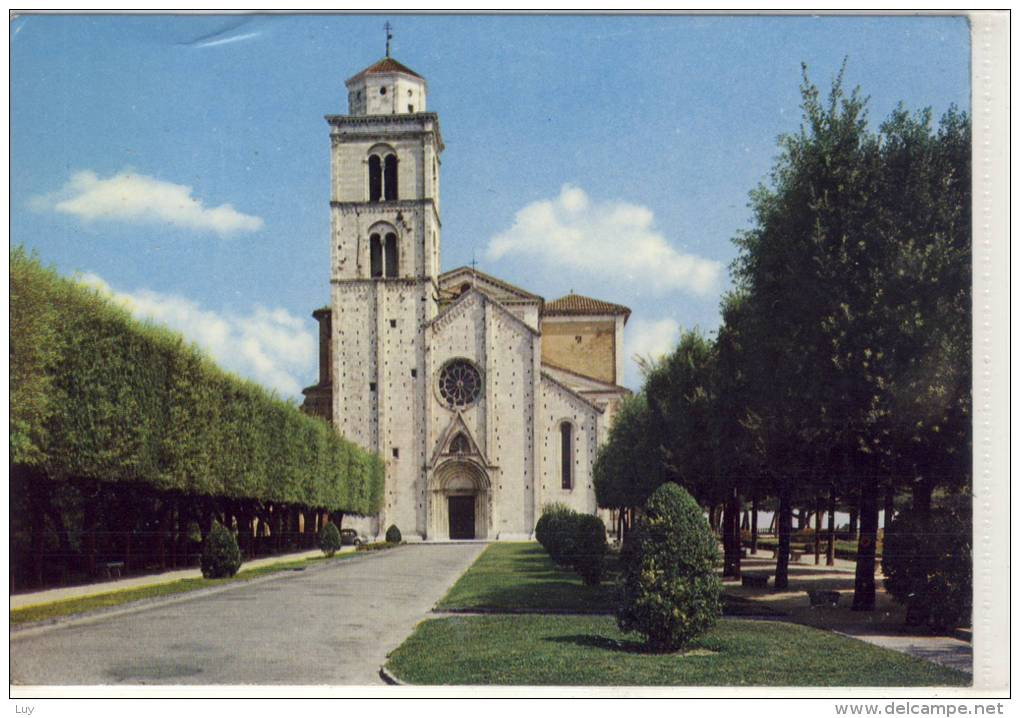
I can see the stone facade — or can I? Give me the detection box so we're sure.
[303,55,630,541]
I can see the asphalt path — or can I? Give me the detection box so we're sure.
[11,542,485,686]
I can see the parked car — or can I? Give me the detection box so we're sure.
[340,529,362,546]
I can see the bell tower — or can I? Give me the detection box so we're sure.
[326,48,444,540]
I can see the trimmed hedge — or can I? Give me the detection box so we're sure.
[10,247,384,515]
[572,514,609,586]
[318,522,342,557]
[535,503,608,586]
[618,482,722,652]
[201,521,242,578]
[385,524,402,544]
[883,502,971,631]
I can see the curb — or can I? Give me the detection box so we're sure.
[952,628,972,643]
[378,665,405,686]
[433,606,612,616]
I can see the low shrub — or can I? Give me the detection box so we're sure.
[357,541,398,552]
[385,524,402,544]
[536,503,575,565]
[200,521,242,579]
[617,482,722,652]
[572,514,609,585]
[535,502,571,548]
[883,501,971,631]
[318,521,342,557]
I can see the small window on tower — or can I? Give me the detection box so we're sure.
[389,319,397,328]
[380,86,387,95]
[392,448,399,458]
[369,382,377,392]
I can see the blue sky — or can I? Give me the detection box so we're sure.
[10,14,971,397]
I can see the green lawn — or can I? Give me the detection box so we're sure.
[747,537,881,560]
[11,552,357,626]
[436,542,617,613]
[385,615,970,687]
[436,542,776,617]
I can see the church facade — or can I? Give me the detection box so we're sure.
[302,55,631,541]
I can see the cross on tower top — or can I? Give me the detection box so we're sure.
[384,22,392,57]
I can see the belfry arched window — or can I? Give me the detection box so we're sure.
[368,150,398,203]
[370,233,383,278]
[384,155,398,200]
[368,155,382,202]
[449,432,470,455]
[560,422,573,490]
[384,232,398,277]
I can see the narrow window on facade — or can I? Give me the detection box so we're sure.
[368,155,382,202]
[560,422,573,490]
[384,155,398,200]
[370,233,383,277]
[384,232,398,277]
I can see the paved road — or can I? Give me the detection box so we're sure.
[11,543,485,686]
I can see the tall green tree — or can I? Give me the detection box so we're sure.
[593,393,666,528]
[729,63,970,608]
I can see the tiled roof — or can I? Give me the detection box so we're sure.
[347,57,423,82]
[542,293,631,318]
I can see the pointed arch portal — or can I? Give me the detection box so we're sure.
[429,460,490,540]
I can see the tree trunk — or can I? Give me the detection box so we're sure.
[852,465,880,611]
[42,499,74,581]
[826,485,836,566]
[83,488,98,577]
[721,498,734,577]
[768,510,776,534]
[750,493,759,554]
[813,493,823,565]
[883,482,895,550]
[774,487,792,590]
[29,480,46,587]
[912,480,934,520]
[156,500,171,570]
[848,507,859,541]
[730,489,742,579]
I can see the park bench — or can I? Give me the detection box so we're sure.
[100,561,125,580]
[806,589,841,607]
[741,573,770,589]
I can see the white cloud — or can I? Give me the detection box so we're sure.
[31,170,264,237]
[486,184,722,296]
[624,317,681,389]
[77,273,315,397]
[193,31,261,48]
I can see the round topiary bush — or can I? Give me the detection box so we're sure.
[617,482,722,652]
[535,502,571,549]
[318,521,342,557]
[385,524,402,544]
[201,520,242,579]
[571,514,609,585]
[537,503,576,564]
[883,501,971,632]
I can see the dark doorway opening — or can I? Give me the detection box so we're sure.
[448,495,475,540]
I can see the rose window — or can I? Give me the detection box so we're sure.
[438,360,482,408]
